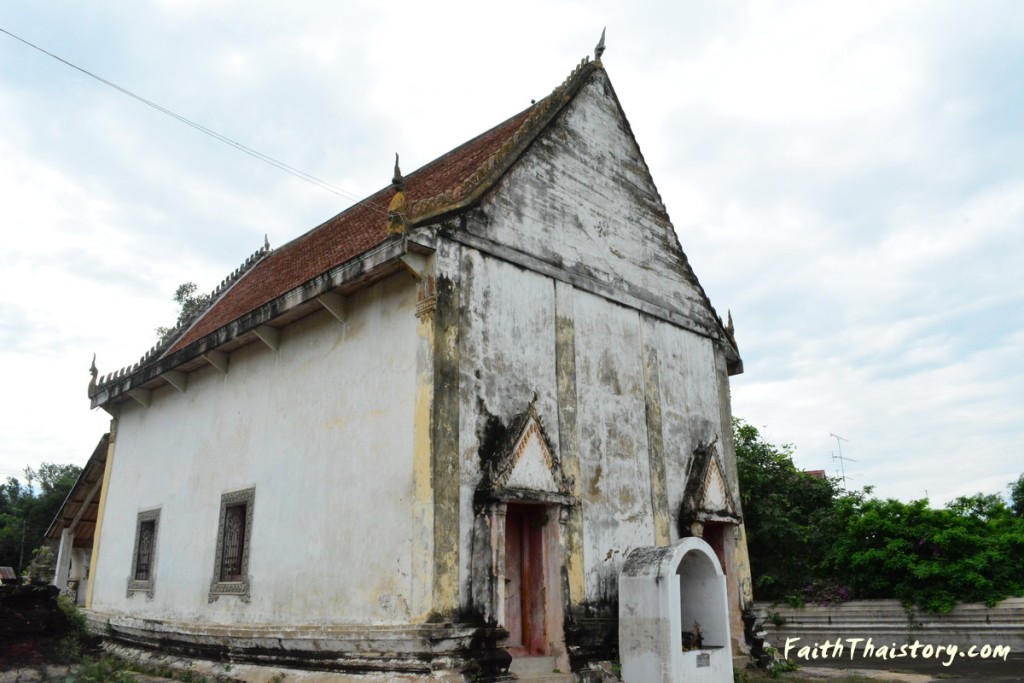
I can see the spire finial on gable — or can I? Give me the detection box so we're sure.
[392,153,404,190]
[387,153,408,235]
[88,353,98,396]
[594,27,606,62]
[264,233,270,251]
[726,310,734,337]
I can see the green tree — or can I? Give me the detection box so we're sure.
[155,281,211,340]
[735,419,1024,612]
[946,492,1010,521]
[734,419,841,601]
[1010,474,1024,518]
[0,464,81,575]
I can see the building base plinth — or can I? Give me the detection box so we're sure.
[87,612,512,682]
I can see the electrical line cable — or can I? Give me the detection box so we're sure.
[0,26,387,215]
[2,28,671,227]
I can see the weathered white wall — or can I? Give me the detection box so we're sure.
[573,289,656,600]
[644,317,725,539]
[92,274,420,625]
[456,68,745,614]
[455,67,740,611]
[474,69,722,340]
[454,245,736,609]
[456,249,560,606]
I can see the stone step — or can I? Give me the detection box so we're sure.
[509,655,569,679]
[733,654,752,671]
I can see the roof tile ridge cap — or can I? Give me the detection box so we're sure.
[597,70,739,358]
[408,56,600,222]
[160,241,274,354]
[670,235,738,355]
[92,242,273,391]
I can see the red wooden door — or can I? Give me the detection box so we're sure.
[504,504,548,655]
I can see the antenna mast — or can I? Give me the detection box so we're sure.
[830,432,856,487]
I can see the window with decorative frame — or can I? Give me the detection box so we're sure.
[209,487,254,603]
[127,508,160,598]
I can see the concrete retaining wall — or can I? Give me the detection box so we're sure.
[755,598,1024,653]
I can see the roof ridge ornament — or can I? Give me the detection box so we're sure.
[387,153,408,235]
[392,153,404,190]
[594,27,606,63]
[88,353,98,396]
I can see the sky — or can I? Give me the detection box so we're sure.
[0,1,1021,506]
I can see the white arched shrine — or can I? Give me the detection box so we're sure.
[619,538,733,683]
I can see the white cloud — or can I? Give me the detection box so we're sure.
[0,0,1020,509]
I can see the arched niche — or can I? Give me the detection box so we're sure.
[619,538,733,683]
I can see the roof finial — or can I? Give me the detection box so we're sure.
[387,153,408,235]
[594,27,606,62]
[88,353,98,396]
[726,310,735,337]
[392,153,404,190]
[264,233,270,251]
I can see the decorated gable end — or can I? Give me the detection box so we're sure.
[62,40,751,681]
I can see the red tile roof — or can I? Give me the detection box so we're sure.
[91,57,619,402]
[167,106,536,354]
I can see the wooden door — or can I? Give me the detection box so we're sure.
[702,521,729,575]
[504,504,548,655]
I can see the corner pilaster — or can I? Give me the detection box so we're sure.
[554,281,585,605]
[431,240,461,614]
[640,315,671,546]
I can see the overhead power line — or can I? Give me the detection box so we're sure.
[0,26,384,213]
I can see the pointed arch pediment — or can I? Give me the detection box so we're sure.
[700,456,737,517]
[677,437,741,535]
[478,400,574,504]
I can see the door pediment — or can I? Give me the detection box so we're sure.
[701,457,735,516]
[478,399,574,504]
[678,437,741,535]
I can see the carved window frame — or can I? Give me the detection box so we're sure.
[208,487,254,603]
[127,508,160,598]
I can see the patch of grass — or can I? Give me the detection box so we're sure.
[33,599,234,683]
[71,655,137,683]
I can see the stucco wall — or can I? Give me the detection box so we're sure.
[456,248,560,609]
[474,68,722,341]
[91,274,420,625]
[644,317,727,537]
[454,247,733,607]
[573,289,656,600]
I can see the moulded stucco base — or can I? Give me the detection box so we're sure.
[87,611,495,678]
[102,643,466,683]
